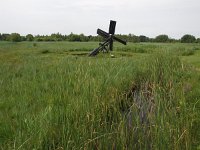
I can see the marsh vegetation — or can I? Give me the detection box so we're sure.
[0,42,200,149]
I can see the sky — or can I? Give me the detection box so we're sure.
[1,0,200,39]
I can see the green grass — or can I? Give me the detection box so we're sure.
[0,42,200,149]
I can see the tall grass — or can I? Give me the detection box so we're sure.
[0,55,137,149]
[0,42,200,149]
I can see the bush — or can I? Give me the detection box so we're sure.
[128,34,140,43]
[155,34,169,43]
[1,34,10,41]
[9,33,21,42]
[33,43,37,47]
[41,50,50,54]
[196,38,200,43]
[21,36,26,41]
[139,35,149,42]
[181,49,195,56]
[26,34,34,41]
[50,33,63,41]
[68,33,81,42]
[181,34,196,43]
[35,38,44,42]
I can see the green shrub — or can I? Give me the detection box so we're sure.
[181,49,195,56]
[155,34,169,43]
[33,43,37,47]
[181,34,196,43]
[9,33,21,42]
[26,34,34,41]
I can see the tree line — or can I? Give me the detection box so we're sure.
[0,32,199,43]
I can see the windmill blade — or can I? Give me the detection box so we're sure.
[109,20,116,35]
[113,36,127,45]
[89,20,127,56]
[89,47,100,56]
[97,29,110,38]
[89,39,110,56]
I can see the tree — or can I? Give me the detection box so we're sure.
[130,34,140,43]
[196,38,200,43]
[139,35,149,42]
[21,36,26,41]
[155,34,169,43]
[50,33,64,41]
[89,35,103,42]
[80,34,89,42]
[181,34,196,43]
[68,33,81,42]
[26,34,34,41]
[1,34,10,41]
[9,33,21,42]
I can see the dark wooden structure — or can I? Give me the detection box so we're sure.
[89,20,127,56]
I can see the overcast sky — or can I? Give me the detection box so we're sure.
[1,0,200,38]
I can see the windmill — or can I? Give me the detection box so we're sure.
[89,20,127,56]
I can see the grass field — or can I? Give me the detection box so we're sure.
[0,41,200,149]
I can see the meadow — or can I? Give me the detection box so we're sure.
[0,41,200,149]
